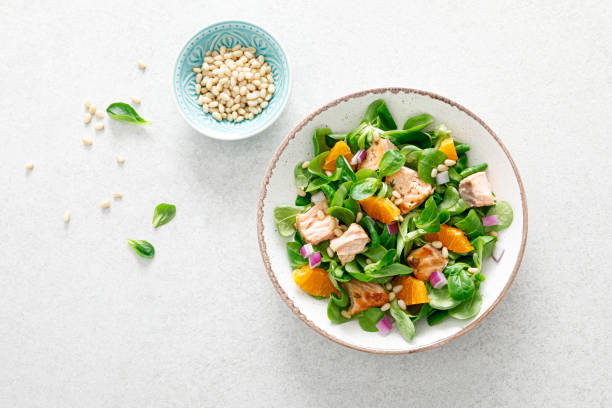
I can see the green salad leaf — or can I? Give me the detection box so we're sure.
[357,308,385,332]
[350,178,380,200]
[106,102,151,125]
[274,205,306,237]
[448,269,475,301]
[455,209,484,239]
[152,203,176,228]
[127,239,155,259]
[286,242,307,269]
[390,301,415,341]
[417,148,447,184]
[485,200,514,231]
[378,149,406,177]
[449,291,483,320]
[403,113,434,132]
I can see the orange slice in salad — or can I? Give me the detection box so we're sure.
[359,196,400,224]
[293,265,339,297]
[439,138,458,161]
[425,224,474,253]
[323,141,353,171]
[393,275,429,306]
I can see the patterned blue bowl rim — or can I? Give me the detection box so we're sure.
[172,20,292,140]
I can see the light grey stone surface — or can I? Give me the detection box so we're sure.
[1,0,610,406]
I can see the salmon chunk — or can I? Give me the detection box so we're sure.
[342,280,389,316]
[358,137,397,171]
[406,243,448,281]
[386,167,434,214]
[295,200,338,245]
[459,171,496,208]
[329,223,370,265]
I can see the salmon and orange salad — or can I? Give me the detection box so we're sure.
[273,100,513,341]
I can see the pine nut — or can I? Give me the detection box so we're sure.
[397,299,407,310]
[131,96,141,104]
[444,159,456,166]
[489,231,498,237]
[326,247,334,258]
[437,164,448,172]
[94,123,104,131]
[381,303,391,312]
[341,310,351,319]
[89,105,96,115]
[394,198,403,205]
[100,200,110,209]
[63,210,71,223]
[340,225,348,232]
[317,210,325,220]
[334,228,343,237]
[432,240,443,249]
[442,247,449,258]
[431,168,438,178]
[385,282,393,290]
[468,267,479,274]
[325,170,333,177]
[356,212,363,222]
[25,162,34,170]
[398,215,404,222]
[389,292,396,301]
[82,138,93,146]
[84,99,92,109]
[365,258,373,265]
[116,155,125,164]
[95,111,104,119]
[296,188,306,197]
[112,192,123,198]
[137,60,146,70]
[392,190,401,198]
[301,161,310,169]
[83,113,92,124]
[392,285,403,293]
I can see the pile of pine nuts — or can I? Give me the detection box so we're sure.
[193,45,275,122]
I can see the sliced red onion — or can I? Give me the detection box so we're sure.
[309,251,322,268]
[436,171,449,185]
[386,222,399,235]
[429,270,447,289]
[482,215,499,227]
[492,246,505,262]
[376,314,393,335]
[300,243,314,259]
[350,149,367,165]
[310,191,326,203]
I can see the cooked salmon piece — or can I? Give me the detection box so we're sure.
[329,223,370,265]
[358,137,397,171]
[342,280,389,316]
[295,200,338,245]
[459,171,496,208]
[386,167,434,214]
[406,243,448,281]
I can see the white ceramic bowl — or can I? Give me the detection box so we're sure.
[257,88,528,353]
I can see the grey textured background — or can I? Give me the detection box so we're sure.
[1,1,610,407]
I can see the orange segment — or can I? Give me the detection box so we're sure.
[359,196,400,224]
[393,275,429,305]
[424,224,474,253]
[293,265,339,297]
[439,138,458,161]
[323,141,353,171]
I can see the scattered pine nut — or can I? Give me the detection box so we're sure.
[89,105,96,115]
[468,267,479,274]
[394,198,403,206]
[95,111,104,119]
[385,282,393,290]
[392,285,403,293]
[100,200,110,209]
[431,168,438,178]
[82,137,93,146]
[356,212,363,222]
[397,299,407,310]
[25,162,34,170]
[137,60,146,70]
[325,170,333,177]
[131,96,141,104]
[112,192,123,198]
[365,258,373,265]
[84,99,92,109]
[116,155,125,164]
[392,190,401,199]
[333,228,343,237]
[441,247,449,258]
[316,210,325,220]
[83,113,92,124]
[94,123,104,131]
[341,310,351,319]
[437,164,448,172]
[444,159,456,167]
[326,247,334,258]
[63,210,71,223]
[381,303,391,312]
[398,215,404,222]
[432,240,443,249]
[388,292,396,301]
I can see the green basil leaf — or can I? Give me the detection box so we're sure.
[361,99,397,130]
[400,144,422,169]
[274,205,306,237]
[362,244,387,261]
[355,168,377,180]
[438,186,467,216]
[328,206,355,225]
[415,196,440,233]
[350,178,380,200]
[448,270,475,301]
[417,148,447,184]
[363,249,396,274]
[378,149,406,177]
[152,203,176,228]
[106,102,151,125]
[307,151,329,177]
[127,239,155,259]
[449,291,483,320]
[455,209,484,239]
[372,262,412,277]
[390,301,415,341]
[357,308,385,332]
[385,130,431,149]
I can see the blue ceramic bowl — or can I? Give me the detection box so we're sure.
[173,21,291,140]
